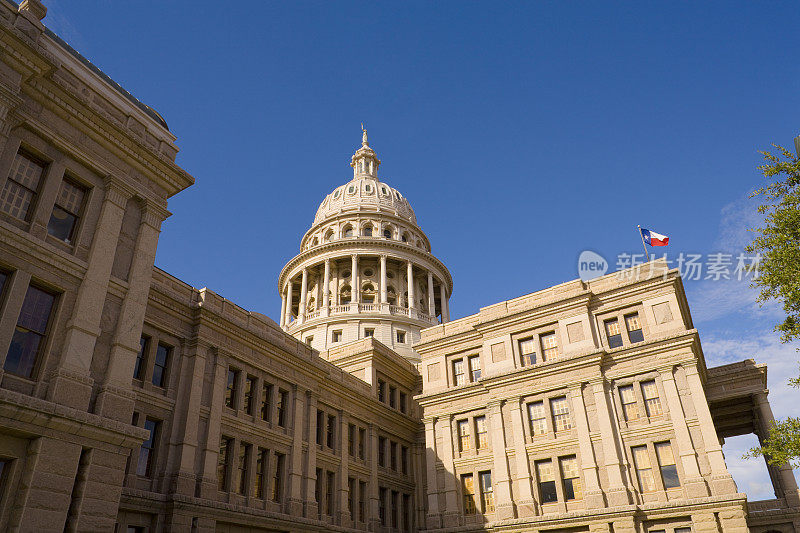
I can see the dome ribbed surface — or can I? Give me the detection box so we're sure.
[313,177,417,225]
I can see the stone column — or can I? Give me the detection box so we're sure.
[351,255,359,304]
[508,399,535,517]
[440,284,449,323]
[303,391,319,518]
[427,272,435,317]
[279,292,287,327]
[28,160,66,240]
[198,355,226,498]
[754,391,800,506]
[717,506,749,533]
[590,378,632,506]
[438,416,460,527]
[407,261,415,311]
[298,268,308,324]
[337,411,351,526]
[94,198,169,422]
[682,363,738,495]
[658,366,707,497]
[487,401,514,519]
[285,280,294,324]
[287,385,306,516]
[47,177,131,410]
[380,255,388,305]
[323,259,331,315]
[569,385,604,508]
[692,511,720,533]
[424,417,441,529]
[368,424,380,531]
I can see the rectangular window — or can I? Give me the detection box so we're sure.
[519,337,536,365]
[399,391,407,414]
[272,452,285,502]
[378,436,386,467]
[403,494,411,532]
[468,355,481,381]
[48,178,86,243]
[378,380,386,402]
[276,389,288,427]
[218,436,232,491]
[641,380,663,417]
[389,385,396,408]
[314,468,323,514]
[134,335,149,380]
[0,150,45,221]
[540,331,558,361]
[655,441,680,489]
[358,428,366,459]
[255,447,268,499]
[559,455,582,501]
[316,410,324,445]
[327,414,336,449]
[457,419,471,452]
[475,416,488,450]
[619,384,639,421]
[152,343,170,388]
[528,401,547,437]
[244,375,256,415]
[452,359,465,386]
[631,445,656,492]
[305,336,313,345]
[348,476,355,518]
[396,330,406,343]
[225,368,238,408]
[261,383,273,422]
[674,528,692,533]
[536,460,558,503]
[401,445,409,475]
[364,328,374,337]
[4,284,56,378]
[479,471,494,513]
[391,490,398,527]
[605,318,623,348]
[390,441,397,471]
[359,481,367,522]
[461,473,476,514]
[348,423,356,456]
[625,312,644,343]
[379,487,387,525]
[326,471,335,516]
[238,442,251,495]
[332,330,342,343]
[136,418,159,477]
[550,396,572,432]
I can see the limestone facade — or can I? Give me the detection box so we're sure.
[0,2,798,532]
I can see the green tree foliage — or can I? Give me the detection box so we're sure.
[745,143,800,468]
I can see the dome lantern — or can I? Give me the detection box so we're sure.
[351,124,380,180]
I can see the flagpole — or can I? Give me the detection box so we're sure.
[637,225,650,260]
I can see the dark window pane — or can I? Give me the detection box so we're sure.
[539,480,557,503]
[608,334,623,348]
[563,478,576,500]
[152,344,170,387]
[661,464,680,488]
[47,206,77,242]
[628,329,644,343]
[134,336,148,380]
[0,272,7,293]
[5,327,42,377]
[137,419,158,476]
[17,286,55,333]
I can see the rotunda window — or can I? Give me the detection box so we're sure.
[340,285,351,305]
[324,230,333,242]
[387,271,394,279]
[365,183,373,194]
[401,232,409,243]
[342,270,351,278]
[362,283,375,303]
[363,225,373,237]
[381,186,389,195]
[347,185,356,195]
[343,225,354,238]
[311,237,318,246]
[387,286,397,305]
[383,227,393,239]
[364,269,374,277]
[333,189,341,199]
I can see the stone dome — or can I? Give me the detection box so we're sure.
[313,177,417,225]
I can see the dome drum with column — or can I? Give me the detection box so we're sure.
[278,129,452,363]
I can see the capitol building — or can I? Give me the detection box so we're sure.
[0,2,798,532]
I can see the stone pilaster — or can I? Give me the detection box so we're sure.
[287,385,306,516]
[379,254,387,305]
[427,271,435,316]
[692,511,720,533]
[407,261,415,311]
[569,384,604,508]
[198,355,226,499]
[285,280,293,325]
[438,416,460,527]
[298,268,308,324]
[718,506,748,533]
[368,424,380,531]
[424,417,441,529]
[487,400,514,519]
[590,378,633,506]
[658,365,708,498]
[94,198,169,422]
[337,411,351,527]
[508,398,536,517]
[303,391,319,519]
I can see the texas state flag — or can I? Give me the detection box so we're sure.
[640,227,669,247]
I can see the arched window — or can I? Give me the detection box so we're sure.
[362,283,375,303]
[401,232,409,243]
[383,225,393,239]
[343,225,354,238]
[387,286,397,305]
[311,237,318,247]
[324,229,333,242]
[363,225,373,237]
[340,285,352,305]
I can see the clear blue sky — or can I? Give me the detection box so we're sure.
[46,1,799,498]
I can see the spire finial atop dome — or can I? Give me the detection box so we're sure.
[351,124,380,180]
[361,123,368,146]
